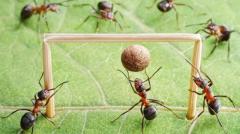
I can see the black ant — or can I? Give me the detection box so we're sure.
[148,0,193,24]
[1,73,68,134]
[185,59,235,134]
[20,0,74,31]
[75,1,123,32]
[111,67,183,134]
[186,19,239,60]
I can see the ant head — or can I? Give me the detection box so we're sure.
[193,76,207,89]
[37,90,50,100]
[207,23,217,30]
[143,105,157,120]
[98,1,113,12]
[47,4,59,12]
[134,78,144,92]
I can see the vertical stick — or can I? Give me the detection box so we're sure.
[43,41,55,118]
[186,39,202,120]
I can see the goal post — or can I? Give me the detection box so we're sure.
[42,33,202,120]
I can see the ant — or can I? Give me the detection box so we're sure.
[1,73,68,134]
[185,58,235,134]
[186,19,239,60]
[148,0,193,24]
[75,1,123,32]
[20,0,74,31]
[111,67,183,134]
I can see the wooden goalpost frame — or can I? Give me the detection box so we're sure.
[42,33,202,120]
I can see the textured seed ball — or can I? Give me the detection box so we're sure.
[121,45,150,72]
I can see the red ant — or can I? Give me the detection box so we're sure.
[1,73,68,134]
[148,0,193,24]
[186,19,239,60]
[111,67,183,134]
[75,1,123,32]
[185,59,235,134]
[20,0,74,31]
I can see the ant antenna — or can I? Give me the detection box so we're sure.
[143,66,162,83]
[185,18,213,27]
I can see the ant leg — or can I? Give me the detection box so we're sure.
[214,95,235,108]
[195,29,205,34]
[144,69,151,92]
[37,15,41,34]
[149,100,183,119]
[140,103,143,115]
[44,82,68,106]
[141,116,145,134]
[39,72,44,89]
[76,15,98,29]
[31,125,34,134]
[174,3,193,10]
[47,81,69,91]
[40,111,58,128]
[143,66,162,83]
[111,100,141,122]
[190,97,206,126]
[54,0,75,6]
[31,93,38,105]
[113,18,123,31]
[208,106,227,134]
[1,109,31,118]
[114,10,124,19]
[43,15,50,31]
[207,40,218,58]
[188,89,204,95]
[95,20,100,33]
[172,6,179,25]
[117,69,137,94]
[148,99,164,105]
[146,0,158,9]
[227,41,231,61]
[33,0,38,5]
[73,4,97,12]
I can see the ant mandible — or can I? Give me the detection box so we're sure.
[186,19,239,60]
[148,0,193,24]
[20,0,74,31]
[75,1,123,32]
[111,67,183,134]
[1,73,68,134]
[185,59,235,134]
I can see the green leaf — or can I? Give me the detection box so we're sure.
[0,0,240,133]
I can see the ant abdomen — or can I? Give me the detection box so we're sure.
[208,99,221,115]
[20,4,34,21]
[20,112,35,130]
[98,1,113,11]
[157,1,172,12]
[143,105,157,120]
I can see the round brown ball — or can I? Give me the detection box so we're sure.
[121,45,150,72]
